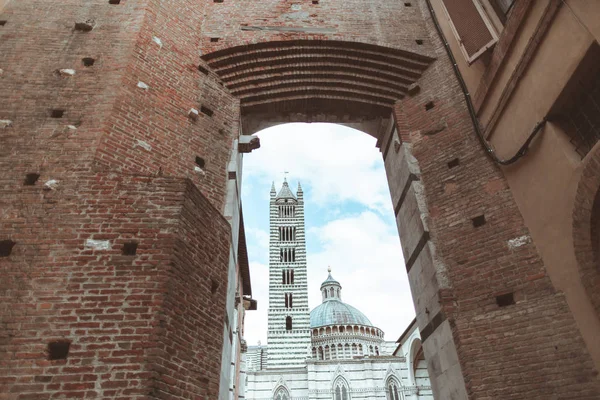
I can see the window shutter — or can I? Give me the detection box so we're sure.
[441,0,499,64]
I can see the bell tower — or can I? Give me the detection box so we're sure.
[266,179,311,368]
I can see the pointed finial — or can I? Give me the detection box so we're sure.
[270,181,276,193]
[328,265,331,273]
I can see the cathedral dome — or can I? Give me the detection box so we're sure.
[310,300,373,328]
[310,268,375,328]
[309,269,384,361]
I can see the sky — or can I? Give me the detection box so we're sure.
[240,122,416,345]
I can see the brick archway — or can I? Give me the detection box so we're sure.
[201,40,434,136]
[573,142,600,317]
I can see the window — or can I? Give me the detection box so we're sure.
[440,0,499,63]
[550,42,600,159]
[280,248,296,263]
[278,226,296,242]
[274,387,289,400]
[282,269,294,284]
[387,378,401,400]
[279,205,296,217]
[286,316,292,331]
[490,0,516,23]
[284,293,293,308]
[332,377,350,400]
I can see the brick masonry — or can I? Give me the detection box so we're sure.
[573,141,600,319]
[1,0,599,399]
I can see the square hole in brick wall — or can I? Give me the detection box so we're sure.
[405,2,412,6]
[472,215,486,227]
[195,156,206,169]
[24,173,40,186]
[74,22,94,32]
[50,109,65,118]
[447,158,460,169]
[47,340,71,360]
[0,21,7,26]
[312,0,319,4]
[198,65,209,75]
[425,101,435,111]
[211,279,219,294]
[496,293,515,307]
[82,57,96,67]
[200,105,214,117]
[122,241,138,256]
[108,0,121,4]
[210,37,219,42]
[416,39,424,45]
[0,240,16,257]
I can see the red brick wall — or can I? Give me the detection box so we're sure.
[148,181,231,399]
[388,2,600,397]
[93,0,239,210]
[0,174,230,398]
[0,0,234,398]
[573,142,600,319]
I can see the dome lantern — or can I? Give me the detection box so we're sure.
[321,266,342,302]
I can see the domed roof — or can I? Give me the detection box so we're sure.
[310,299,373,328]
[320,271,340,288]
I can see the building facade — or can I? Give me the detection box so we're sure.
[244,182,433,400]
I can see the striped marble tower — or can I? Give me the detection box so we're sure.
[266,179,311,368]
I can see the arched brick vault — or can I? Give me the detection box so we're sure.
[573,141,600,317]
[201,40,435,135]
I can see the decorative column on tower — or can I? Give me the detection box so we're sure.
[266,179,311,368]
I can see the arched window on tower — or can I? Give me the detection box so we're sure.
[291,270,294,284]
[284,293,288,308]
[332,376,350,400]
[274,386,290,400]
[286,316,292,331]
[386,377,401,400]
[282,270,285,284]
[289,293,293,308]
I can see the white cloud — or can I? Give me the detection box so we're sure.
[243,123,392,213]
[306,211,415,341]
